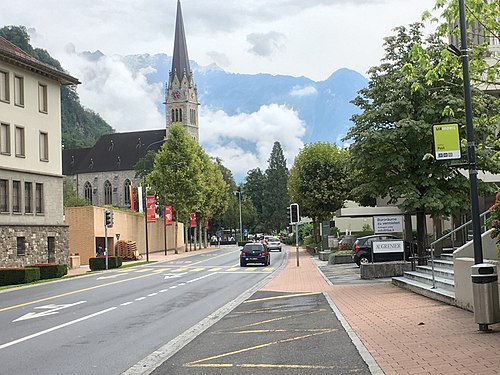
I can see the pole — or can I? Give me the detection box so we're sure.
[458,0,483,264]
[238,192,243,242]
[143,180,149,262]
[104,220,109,270]
[295,222,299,267]
[164,206,167,256]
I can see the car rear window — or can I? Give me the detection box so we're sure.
[244,244,264,251]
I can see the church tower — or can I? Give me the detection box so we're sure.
[166,0,199,143]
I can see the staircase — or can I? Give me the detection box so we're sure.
[393,253,456,306]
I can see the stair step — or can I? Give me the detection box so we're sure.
[402,271,455,292]
[415,265,454,280]
[392,276,455,305]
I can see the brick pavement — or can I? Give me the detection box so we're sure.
[262,247,500,375]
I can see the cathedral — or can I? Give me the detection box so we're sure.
[63,0,199,209]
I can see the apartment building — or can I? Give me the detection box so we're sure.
[0,36,79,267]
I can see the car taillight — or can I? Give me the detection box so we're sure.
[261,251,266,256]
[354,245,360,253]
[241,252,246,256]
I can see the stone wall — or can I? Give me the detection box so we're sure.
[0,225,69,267]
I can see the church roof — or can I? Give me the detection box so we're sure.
[62,129,166,175]
[170,0,191,84]
[0,36,80,85]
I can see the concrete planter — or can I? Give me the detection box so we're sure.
[318,251,331,261]
[329,254,353,264]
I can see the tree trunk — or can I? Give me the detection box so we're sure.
[434,217,443,257]
[174,211,179,254]
[185,223,188,252]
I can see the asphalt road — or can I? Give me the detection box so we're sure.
[0,246,286,375]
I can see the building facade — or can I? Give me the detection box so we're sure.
[0,36,79,267]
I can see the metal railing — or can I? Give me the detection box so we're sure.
[428,210,490,288]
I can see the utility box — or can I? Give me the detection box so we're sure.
[471,263,500,330]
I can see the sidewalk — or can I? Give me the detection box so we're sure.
[263,248,500,375]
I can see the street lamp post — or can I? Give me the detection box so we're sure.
[234,191,243,242]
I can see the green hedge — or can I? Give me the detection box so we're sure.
[0,268,40,286]
[89,256,122,271]
[27,264,68,279]
[237,241,251,247]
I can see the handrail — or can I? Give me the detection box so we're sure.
[428,210,490,289]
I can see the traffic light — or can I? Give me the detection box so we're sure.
[286,206,291,223]
[105,210,113,228]
[290,203,299,224]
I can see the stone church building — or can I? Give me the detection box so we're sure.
[63,0,199,207]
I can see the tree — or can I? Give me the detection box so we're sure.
[262,142,289,233]
[243,168,266,227]
[288,142,350,242]
[63,177,90,207]
[148,124,204,253]
[344,23,500,261]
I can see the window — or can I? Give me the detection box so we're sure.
[15,126,25,157]
[14,75,24,106]
[0,123,10,155]
[84,181,93,203]
[0,70,9,103]
[39,132,48,161]
[36,183,43,214]
[179,108,183,122]
[124,179,131,206]
[12,180,20,213]
[24,181,32,213]
[0,179,8,212]
[16,237,25,256]
[104,180,112,205]
[171,109,174,123]
[38,83,47,113]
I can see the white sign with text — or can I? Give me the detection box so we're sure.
[373,216,403,233]
[372,240,404,254]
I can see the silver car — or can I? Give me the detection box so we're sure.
[266,238,282,252]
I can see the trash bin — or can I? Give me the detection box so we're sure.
[471,263,500,331]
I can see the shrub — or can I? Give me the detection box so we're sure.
[237,241,251,247]
[0,267,40,286]
[89,256,123,271]
[28,263,68,279]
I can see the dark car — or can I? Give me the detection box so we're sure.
[240,242,270,267]
[352,234,414,266]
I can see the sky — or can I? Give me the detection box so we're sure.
[1,0,438,180]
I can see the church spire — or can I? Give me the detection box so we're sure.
[170,0,191,85]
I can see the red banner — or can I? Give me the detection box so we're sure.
[129,185,135,211]
[164,206,173,225]
[146,196,156,222]
[204,218,209,229]
[190,212,196,228]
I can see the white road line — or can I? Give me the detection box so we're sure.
[135,297,147,301]
[169,286,178,289]
[186,273,217,284]
[121,302,134,306]
[177,283,186,286]
[0,307,117,351]
[159,289,168,293]
[148,293,158,297]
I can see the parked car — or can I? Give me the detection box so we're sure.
[352,234,414,267]
[240,242,270,267]
[266,237,282,252]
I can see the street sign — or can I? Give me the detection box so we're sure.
[190,212,196,228]
[433,123,461,161]
[146,196,156,221]
[164,205,173,225]
[373,215,403,233]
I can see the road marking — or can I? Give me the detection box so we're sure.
[135,268,154,273]
[227,268,238,272]
[244,268,257,271]
[263,267,273,271]
[178,283,186,286]
[96,274,126,280]
[184,330,334,367]
[244,292,321,303]
[164,273,186,279]
[189,268,204,272]
[186,273,217,284]
[135,297,146,301]
[159,289,168,293]
[148,293,158,297]
[121,302,134,306]
[0,307,116,351]
[14,301,87,322]
[208,268,221,272]
[172,268,188,273]
[153,268,170,273]
[169,286,178,289]
[0,272,159,313]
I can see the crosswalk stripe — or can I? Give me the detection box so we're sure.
[227,268,238,272]
[190,268,205,272]
[245,268,257,271]
[208,268,221,272]
[135,269,154,273]
[172,268,188,273]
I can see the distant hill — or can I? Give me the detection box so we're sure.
[0,25,114,149]
[122,53,368,144]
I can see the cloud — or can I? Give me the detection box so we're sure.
[247,31,286,57]
[206,51,231,68]
[199,104,305,179]
[289,85,318,97]
[60,48,164,131]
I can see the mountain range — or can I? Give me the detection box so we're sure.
[120,53,368,144]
